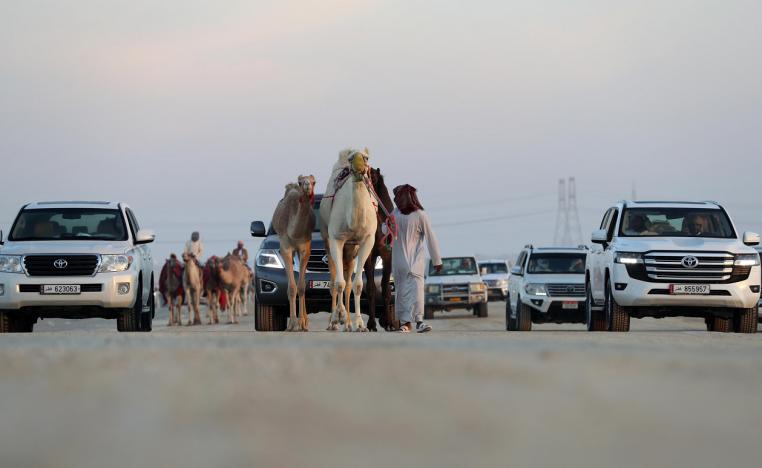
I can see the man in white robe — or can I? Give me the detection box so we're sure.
[391,185,442,333]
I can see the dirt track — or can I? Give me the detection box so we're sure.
[0,303,760,468]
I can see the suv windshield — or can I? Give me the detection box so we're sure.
[527,254,585,274]
[429,257,478,276]
[479,263,508,274]
[9,208,128,241]
[619,208,735,238]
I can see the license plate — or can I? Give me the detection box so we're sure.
[562,301,579,309]
[42,285,81,295]
[309,280,330,289]
[670,284,710,295]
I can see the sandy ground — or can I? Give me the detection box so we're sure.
[0,302,761,468]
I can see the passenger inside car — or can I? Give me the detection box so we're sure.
[682,213,711,236]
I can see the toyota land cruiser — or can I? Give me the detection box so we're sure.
[585,201,760,333]
[424,256,488,318]
[506,245,587,331]
[0,201,156,333]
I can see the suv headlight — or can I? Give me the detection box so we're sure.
[734,254,760,267]
[615,252,643,264]
[256,249,285,269]
[427,284,441,294]
[470,283,486,292]
[524,283,547,296]
[0,255,24,274]
[496,279,508,287]
[98,255,132,273]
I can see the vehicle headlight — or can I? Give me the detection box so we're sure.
[256,249,285,269]
[524,283,547,296]
[470,283,486,292]
[427,284,441,294]
[0,255,24,274]
[615,252,643,265]
[98,255,133,273]
[375,257,383,270]
[734,254,760,267]
[496,279,508,287]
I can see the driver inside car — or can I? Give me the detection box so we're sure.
[683,213,710,236]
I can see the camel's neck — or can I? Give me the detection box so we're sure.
[348,179,373,231]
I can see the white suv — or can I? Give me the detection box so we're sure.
[506,246,587,331]
[586,201,760,333]
[0,201,156,333]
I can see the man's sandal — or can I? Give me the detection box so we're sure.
[398,322,412,333]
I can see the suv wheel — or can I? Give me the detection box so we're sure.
[734,306,758,334]
[255,302,288,331]
[117,280,142,332]
[605,280,630,332]
[515,297,532,331]
[585,281,606,331]
[0,311,12,333]
[712,315,733,333]
[476,302,488,318]
[138,277,154,332]
[505,295,515,330]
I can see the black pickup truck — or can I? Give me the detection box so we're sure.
[250,194,390,331]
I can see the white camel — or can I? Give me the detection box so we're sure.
[319,148,378,332]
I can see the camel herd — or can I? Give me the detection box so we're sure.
[274,148,396,332]
[160,253,252,326]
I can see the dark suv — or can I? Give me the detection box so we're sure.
[250,194,388,331]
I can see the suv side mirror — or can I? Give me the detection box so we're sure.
[250,221,266,237]
[135,229,156,245]
[0,229,4,246]
[510,265,523,276]
[591,229,608,244]
[743,231,760,246]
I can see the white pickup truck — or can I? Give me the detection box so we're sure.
[0,201,156,332]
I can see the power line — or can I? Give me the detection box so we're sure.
[434,208,555,228]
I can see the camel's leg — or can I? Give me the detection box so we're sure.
[327,238,346,331]
[212,290,219,324]
[232,287,241,324]
[184,288,192,326]
[364,254,378,332]
[194,289,202,325]
[381,254,395,330]
[297,243,310,331]
[325,243,338,319]
[352,236,375,332]
[281,248,298,331]
[167,297,173,326]
[205,289,213,324]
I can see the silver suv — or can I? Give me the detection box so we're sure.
[0,201,156,333]
[586,201,760,333]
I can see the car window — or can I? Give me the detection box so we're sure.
[125,208,140,239]
[429,257,478,276]
[479,263,508,274]
[619,208,735,238]
[599,208,613,230]
[9,208,128,241]
[527,254,586,274]
[607,209,619,240]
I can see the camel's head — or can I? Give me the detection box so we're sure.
[297,174,316,202]
[349,148,370,181]
[182,252,193,264]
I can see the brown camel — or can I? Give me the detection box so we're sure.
[182,252,203,325]
[162,256,184,326]
[216,254,249,324]
[363,167,396,332]
[204,256,222,324]
[272,175,316,331]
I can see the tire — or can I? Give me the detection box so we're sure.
[505,296,515,331]
[424,306,434,320]
[255,302,288,331]
[516,298,532,331]
[13,317,35,333]
[138,277,154,332]
[712,315,733,333]
[705,317,714,332]
[117,280,142,332]
[0,311,12,333]
[586,282,607,331]
[734,306,758,334]
[476,302,489,318]
[605,280,630,332]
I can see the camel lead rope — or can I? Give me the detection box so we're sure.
[364,176,398,250]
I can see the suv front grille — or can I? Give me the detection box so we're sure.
[442,284,469,296]
[306,249,329,273]
[546,284,585,297]
[627,252,750,284]
[23,255,99,277]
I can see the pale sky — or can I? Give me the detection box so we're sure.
[2,0,761,264]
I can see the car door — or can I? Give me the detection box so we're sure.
[591,208,613,302]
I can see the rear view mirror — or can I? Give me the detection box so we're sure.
[743,231,760,246]
[250,221,266,237]
[591,229,608,244]
[510,265,523,276]
[135,229,155,245]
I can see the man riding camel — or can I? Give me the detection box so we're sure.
[184,231,204,266]
[232,240,249,264]
[391,184,442,333]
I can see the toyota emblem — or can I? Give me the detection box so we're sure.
[681,256,699,269]
[566,286,574,293]
[53,259,68,269]
[322,255,329,265]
